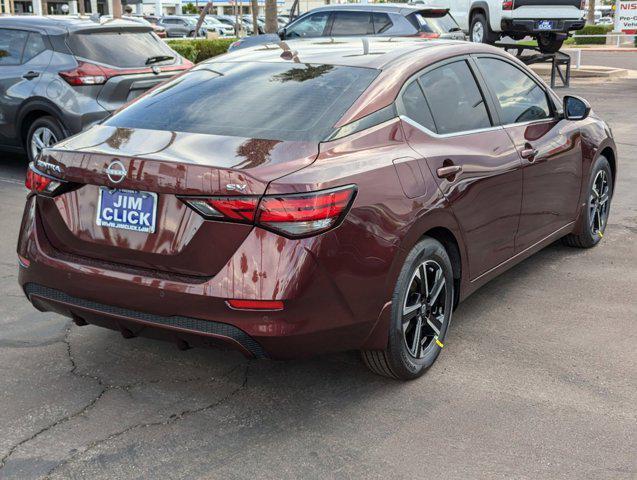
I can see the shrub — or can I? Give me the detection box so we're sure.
[166,41,199,63]
[166,38,237,64]
[183,2,198,14]
[573,24,613,45]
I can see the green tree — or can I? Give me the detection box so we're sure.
[183,2,199,14]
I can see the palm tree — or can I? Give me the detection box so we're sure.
[264,0,278,33]
[587,0,596,25]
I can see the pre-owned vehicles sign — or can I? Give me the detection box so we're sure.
[616,1,637,32]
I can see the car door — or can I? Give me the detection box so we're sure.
[0,29,50,148]
[398,57,524,279]
[474,55,583,252]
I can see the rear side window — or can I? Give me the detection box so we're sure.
[105,62,379,142]
[475,57,551,124]
[401,81,436,132]
[419,61,491,134]
[68,31,176,68]
[0,29,28,65]
[23,33,47,63]
[330,11,373,36]
[413,11,460,34]
[372,13,393,34]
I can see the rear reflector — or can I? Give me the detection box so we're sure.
[502,0,513,10]
[180,185,356,238]
[227,299,284,311]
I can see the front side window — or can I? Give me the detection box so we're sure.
[286,12,330,38]
[419,61,491,134]
[67,31,176,68]
[0,29,28,65]
[105,61,379,142]
[476,57,551,124]
[330,11,373,36]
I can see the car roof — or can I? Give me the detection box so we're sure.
[0,15,151,34]
[303,3,449,15]
[220,37,492,70]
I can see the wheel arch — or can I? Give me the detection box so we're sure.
[17,98,68,147]
[470,2,490,26]
[423,226,462,309]
[599,146,617,187]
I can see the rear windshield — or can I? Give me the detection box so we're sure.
[104,61,379,142]
[413,12,460,34]
[67,31,176,68]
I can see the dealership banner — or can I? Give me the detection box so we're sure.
[616,0,637,32]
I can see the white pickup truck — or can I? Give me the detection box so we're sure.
[410,0,586,53]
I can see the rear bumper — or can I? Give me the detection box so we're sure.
[17,196,385,359]
[501,18,585,34]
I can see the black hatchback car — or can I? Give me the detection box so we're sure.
[0,16,191,162]
[228,4,465,51]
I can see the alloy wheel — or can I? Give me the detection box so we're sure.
[30,126,58,160]
[471,22,484,43]
[402,260,447,359]
[589,169,610,236]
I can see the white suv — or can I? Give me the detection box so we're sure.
[411,0,586,53]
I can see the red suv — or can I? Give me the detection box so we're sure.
[18,38,616,380]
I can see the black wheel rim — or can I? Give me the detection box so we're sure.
[589,169,610,236]
[402,260,447,359]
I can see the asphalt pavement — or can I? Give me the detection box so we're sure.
[0,74,635,479]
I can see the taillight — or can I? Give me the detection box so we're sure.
[180,185,357,238]
[25,163,68,196]
[258,186,356,237]
[416,31,440,39]
[59,61,112,86]
[184,197,259,223]
[502,0,513,10]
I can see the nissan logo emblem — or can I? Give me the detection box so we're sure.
[105,160,127,184]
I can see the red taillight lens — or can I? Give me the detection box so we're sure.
[227,299,284,311]
[184,197,259,223]
[25,167,53,192]
[25,164,65,195]
[502,0,513,10]
[59,61,111,86]
[416,31,441,38]
[181,185,356,238]
[258,186,356,237]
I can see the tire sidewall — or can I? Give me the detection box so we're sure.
[470,14,487,43]
[582,155,613,246]
[387,239,454,379]
[26,116,66,163]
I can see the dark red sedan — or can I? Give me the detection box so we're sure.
[18,38,616,380]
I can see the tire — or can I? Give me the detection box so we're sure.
[562,155,613,248]
[469,13,498,44]
[26,115,66,163]
[362,237,454,380]
[537,33,564,53]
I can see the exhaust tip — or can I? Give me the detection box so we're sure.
[176,339,192,351]
[120,327,136,339]
[72,314,88,326]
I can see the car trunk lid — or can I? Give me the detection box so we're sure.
[35,125,318,278]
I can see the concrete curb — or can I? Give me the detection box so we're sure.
[529,63,629,78]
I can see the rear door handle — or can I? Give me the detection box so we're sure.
[437,165,462,179]
[520,147,538,160]
[22,71,40,80]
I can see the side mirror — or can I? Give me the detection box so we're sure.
[563,95,591,121]
[278,27,286,40]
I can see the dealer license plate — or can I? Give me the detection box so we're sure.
[537,20,554,30]
[96,187,157,233]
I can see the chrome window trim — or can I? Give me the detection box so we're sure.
[399,114,502,139]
